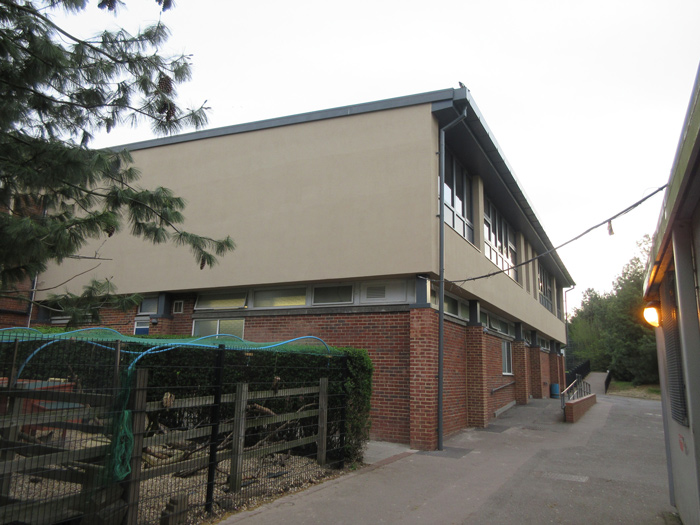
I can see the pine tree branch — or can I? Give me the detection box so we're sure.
[0,0,123,64]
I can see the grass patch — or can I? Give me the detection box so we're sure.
[608,380,633,392]
[608,380,662,400]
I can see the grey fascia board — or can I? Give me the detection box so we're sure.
[116,88,459,152]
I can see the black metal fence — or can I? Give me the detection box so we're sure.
[565,359,591,388]
[0,329,348,524]
[604,369,612,393]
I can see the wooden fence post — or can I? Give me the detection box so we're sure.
[122,368,148,525]
[317,377,328,466]
[229,382,248,492]
[0,339,21,499]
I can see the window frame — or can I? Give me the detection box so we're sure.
[312,285,354,305]
[134,319,150,335]
[502,340,513,375]
[195,292,247,310]
[538,264,554,313]
[443,151,474,243]
[483,199,518,281]
[192,318,245,338]
[138,296,158,315]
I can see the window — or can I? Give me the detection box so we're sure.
[502,341,513,375]
[134,320,150,335]
[254,288,306,308]
[482,310,515,336]
[193,319,244,338]
[172,300,184,314]
[138,296,158,314]
[360,280,407,303]
[483,199,517,281]
[313,285,353,305]
[443,151,474,243]
[538,265,554,312]
[430,290,469,319]
[195,292,247,309]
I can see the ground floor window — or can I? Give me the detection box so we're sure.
[502,340,513,375]
[193,319,244,338]
[134,319,150,335]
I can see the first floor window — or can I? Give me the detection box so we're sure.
[442,150,474,243]
[484,199,517,281]
[193,319,244,338]
[502,340,513,375]
[538,265,554,312]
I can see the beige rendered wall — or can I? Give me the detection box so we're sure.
[37,104,439,299]
[444,212,566,342]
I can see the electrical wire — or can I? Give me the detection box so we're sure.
[445,183,669,285]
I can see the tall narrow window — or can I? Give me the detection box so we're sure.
[442,151,474,243]
[502,341,513,375]
[484,198,518,281]
[538,264,553,312]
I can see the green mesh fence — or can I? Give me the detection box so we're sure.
[0,327,347,524]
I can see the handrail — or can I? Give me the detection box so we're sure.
[491,381,515,394]
[561,380,579,397]
[561,374,592,412]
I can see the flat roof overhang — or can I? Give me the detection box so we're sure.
[432,91,574,289]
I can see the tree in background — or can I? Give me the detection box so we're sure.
[0,0,234,324]
[568,236,658,384]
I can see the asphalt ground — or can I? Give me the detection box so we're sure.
[218,381,676,525]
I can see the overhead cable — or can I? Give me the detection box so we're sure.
[445,183,669,285]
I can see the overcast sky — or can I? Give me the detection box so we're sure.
[59,0,700,312]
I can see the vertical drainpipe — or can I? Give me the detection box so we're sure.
[438,107,468,450]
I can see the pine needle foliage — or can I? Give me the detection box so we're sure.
[0,0,234,324]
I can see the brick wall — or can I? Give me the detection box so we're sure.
[513,340,530,405]
[549,352,564,392]
[529,346,555,399]
[466,325,488,427]
[0,277,32,327]
[244,310,412,445]
[540,350,551,398]
[564,394,596,423]
[443,317,467,438]
[485,333,516,419]
[408,308,438,449]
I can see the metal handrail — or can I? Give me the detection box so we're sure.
[491,381,515,395]
[561,374,592,411]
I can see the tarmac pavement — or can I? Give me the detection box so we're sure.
[218,383,676,525]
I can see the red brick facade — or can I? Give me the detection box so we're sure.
[13,300,566,450]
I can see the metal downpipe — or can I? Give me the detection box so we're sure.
[438,107,467,450]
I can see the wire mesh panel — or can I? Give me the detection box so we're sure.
[0,328,348,525]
